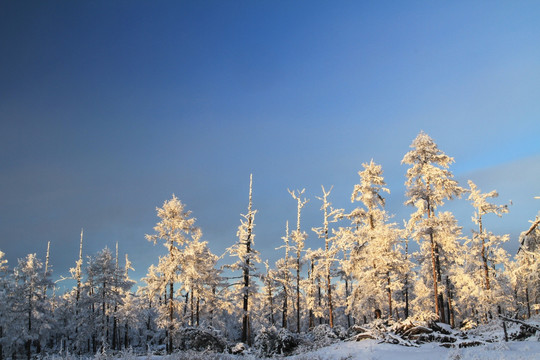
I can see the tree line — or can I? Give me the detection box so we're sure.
[0,131,538,358]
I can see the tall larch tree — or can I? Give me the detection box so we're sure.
[288,189,309,333]
[467,180,511,318]
[274,221,293,329]
[179,232,221,327]
[10,254,53,360]
[70,229,84,353]
[312,185,343,327]
[146,194,198,354]
[515,211,540,318]
[227,174,259,345]
[402,131,464,323]
[348,160,407,320]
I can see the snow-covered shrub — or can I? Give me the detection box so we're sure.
[175,326,227,352]
[309,324,348,347]
[254,326,298,356]
[118,347,136,360]
[333,325,349,339]
[311,324,337,341]
[409,311,440,323]
[231,342,246,354]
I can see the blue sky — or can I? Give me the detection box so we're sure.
[1,1,539,284]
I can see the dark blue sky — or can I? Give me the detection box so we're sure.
[1,1,539,285]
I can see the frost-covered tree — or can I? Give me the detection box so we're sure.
[178,233,221,327]
[260,261,277,326]
[333,219,361,327]
[274,221,294,330]
[346,160,408,321]
[288,188,309,333]
[9,254,53,360]
[426,212,463,327]
[84,248,134,352]
[515,212,540,318]
[227,174,259,345]
[64,229,86,353]
[312,186,343,327]
[464,180,511,320]
[138,264,165,350]
[468,181,509,292]
[402,131,464,322]
[304,248,322,328]
[146,194,198,353]
[0,251,9,360]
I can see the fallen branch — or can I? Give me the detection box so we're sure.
[499,315,540,332]
[383,333,420,347]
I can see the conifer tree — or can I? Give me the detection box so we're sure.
[274,221,294,329]
[146,194,198,353]
[346,160,408,320]
[515,212,540,318]
[179,232,221,327]
[288,189,309,332]
[466,180,511,319]
[402,131,464,322]
[468,181,509,292]
[312,186,343,327]
[10,254,53,360]
[84,248,134,351]
[261,260,277,326]
[227,174,259,344]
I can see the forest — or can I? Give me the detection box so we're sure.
[0,131,539,359]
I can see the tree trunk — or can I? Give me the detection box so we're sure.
[27,293,32,360]
[210,287,216,326]
[112,310,117,350]
[429,232,440,320]
[297,270,301,332]
[317,276,322,325]
[434,243,446,324]
[387,272,392,319]
[124,322,129,349]
[168,281,173,354]
[242,175,254,345]
[446,276,455,328]
[183,292,189,318]
[196,296,200,327]
[525,287,531,319]
[404,273,409,319]
[325,224,334,327]
[190,289,194,326]
[282,286,288,329]
[242,264,250,344]
[479,220,491,291]
[404,239,410,319]
[309,260,314,329]
[327,271,334,327]
[75,229,83,352]
[146,300,152,349]
[268,283,275,325]
[345,277,351,328]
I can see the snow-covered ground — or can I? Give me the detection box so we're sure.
[96,339,540,360]
[289,339,540,360]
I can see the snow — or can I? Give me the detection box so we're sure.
[100,340,540,360]
[291,340,540,360]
